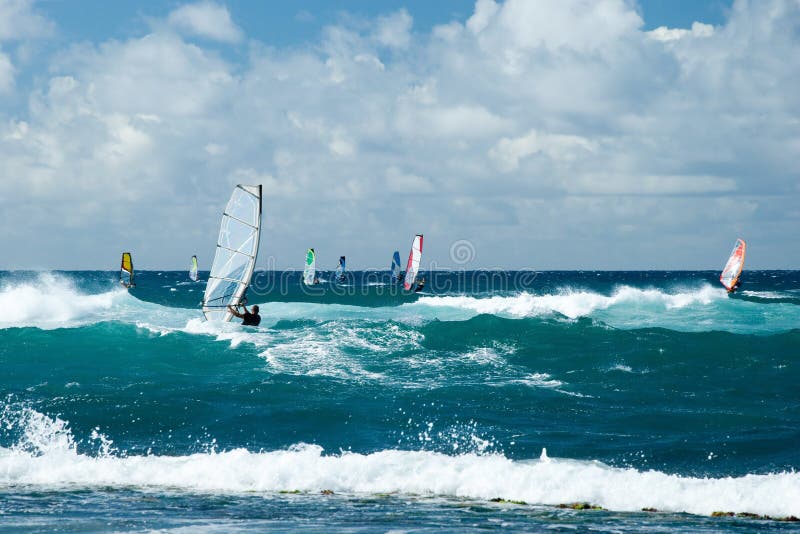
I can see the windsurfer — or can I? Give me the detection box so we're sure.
[414,277,426,293]
[228,304,261,326]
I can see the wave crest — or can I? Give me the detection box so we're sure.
[0,405,797,518]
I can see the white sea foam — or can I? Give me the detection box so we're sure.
[0,407,798,518]
[413,284,800,333]
[2,275,795,336]
[416,285,721,320]
[0,273,124,329]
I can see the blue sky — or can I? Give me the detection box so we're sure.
[1,0,798,270]
[39,0,732,44]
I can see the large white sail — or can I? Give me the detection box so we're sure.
[303,248,316,285]
[402,234,423,291]
[202,185,262,321]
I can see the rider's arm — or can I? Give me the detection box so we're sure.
[227,305,244,318]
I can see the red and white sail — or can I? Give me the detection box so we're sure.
[720,238,746,290]
[403,234,423,291]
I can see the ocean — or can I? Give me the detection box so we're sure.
[1,269,798,532]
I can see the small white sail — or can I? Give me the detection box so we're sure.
[402,234,423,291]
[391,251,401,282]
[335,256,346,282]
[303,248,316,285]
[189,255,199,282]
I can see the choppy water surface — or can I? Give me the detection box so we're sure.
[1,270,798,531]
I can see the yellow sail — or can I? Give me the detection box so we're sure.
[120,252,134,288]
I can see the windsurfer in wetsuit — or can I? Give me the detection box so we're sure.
[227,304,261,326]
[414,277,426,293]
[727,280,741,294]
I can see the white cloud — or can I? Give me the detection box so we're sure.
[167,1,243,43]
[0,51,13,92]
[566,174,737,195]
[395,104,512,140]
[468,0,643,53]
[1,0,799,268]
[466,0,499,34]
[489,130,597,172]
[0,0,53,41]
[385,166,434,194]
[373,9,412,49]
[647,22,714,42]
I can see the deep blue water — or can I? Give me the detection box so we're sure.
[1,270,799,532]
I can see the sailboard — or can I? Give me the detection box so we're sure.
[402,234,423,291]
[335,256,346,282]
[391,251,401,282]
[202,184,262,321]
[303,248,317,285]
[189,255,199,282]
[119,252,135,288]
[720,238,746,291]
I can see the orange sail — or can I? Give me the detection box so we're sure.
[720,239,746,290]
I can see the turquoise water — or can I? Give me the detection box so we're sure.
[1,270,799,531]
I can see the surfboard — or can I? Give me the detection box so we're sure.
[303,248,316,285]
[720,238,746,291]
[120,252,134,288]
[202,185,262,321]
[403,234,423,291]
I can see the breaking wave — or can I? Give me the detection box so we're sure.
[0,405,797,518]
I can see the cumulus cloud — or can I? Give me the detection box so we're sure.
[373,9,413,49]
[167,1,243,43]
[647,21,715,42]
[0,0,53,94]
[1,0,799,268]
[489,130,597,172]
[0,0,53,41]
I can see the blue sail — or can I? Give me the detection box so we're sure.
[335,256,346,282]
[391,251,401,282]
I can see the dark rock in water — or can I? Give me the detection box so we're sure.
[641,508,659,512]
[712,511,800,522]
[320,489,334,495]
[558,503,604,510]
[489,498,527,505]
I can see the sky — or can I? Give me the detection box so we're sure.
[0,0,798,270]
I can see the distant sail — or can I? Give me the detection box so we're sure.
[189,255,199,282]
[391,251,401,282]
[335,256,346,282]
[202,185,262,322]
[304,248,316,285]
[119,252,134,288]
[720,238,746,291]
[403,234,423,291]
